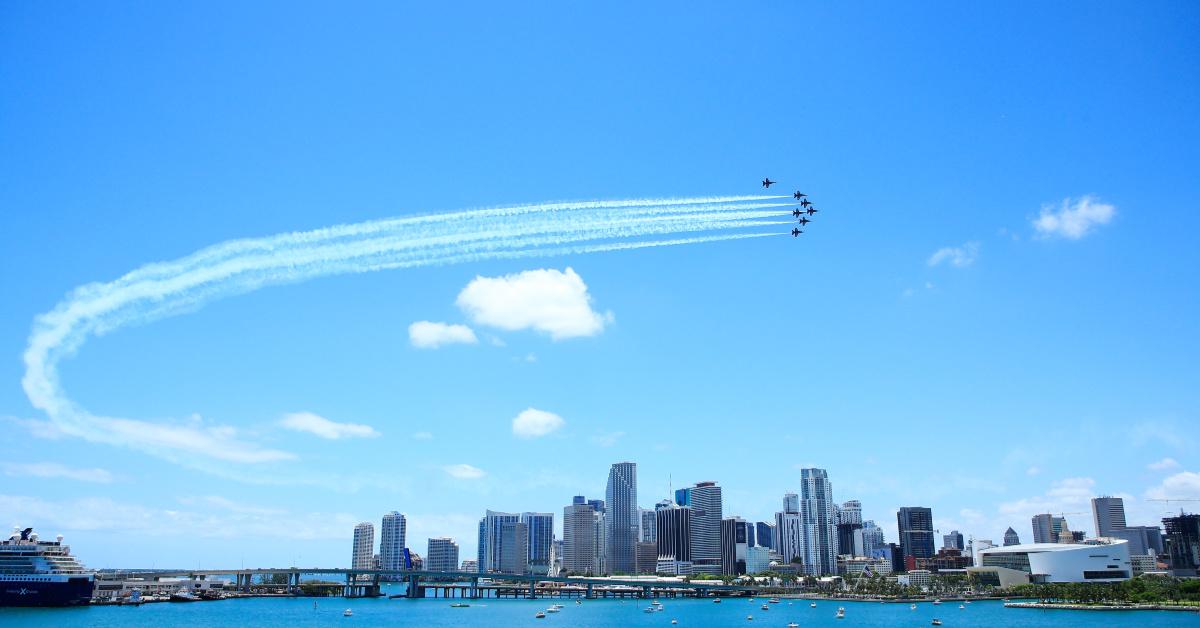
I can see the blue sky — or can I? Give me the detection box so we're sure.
[2,1,1198,569]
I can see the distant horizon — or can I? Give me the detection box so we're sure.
[3,1,1198,572]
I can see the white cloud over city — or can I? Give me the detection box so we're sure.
[2,462,113,484]
[456,268,612,340]
[511,408,565,438]
[442,464,486,480]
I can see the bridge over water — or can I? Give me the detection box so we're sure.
[96,568,759,599]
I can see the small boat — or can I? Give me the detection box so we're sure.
[910,604,918,610]
[933,599,942,605]
[313,600,318,610]
[788,624,799,628]
[932,620,943,626]
[671,621,678,625]
[450,603,470,608]
[169,590,200,602]
[836,606,846,619]
[746,615,753,621]
[535,611,546,618]
[810,602,817,608]
[713,598,722,603]
[959,604,965,609]
[769,598,780,604]
[761,604,769,610]
[644,607,656,613]
[343,609,353,617]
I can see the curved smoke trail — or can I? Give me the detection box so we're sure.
[22,196,788,465]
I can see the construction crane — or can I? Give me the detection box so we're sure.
[1146,498,1200,516]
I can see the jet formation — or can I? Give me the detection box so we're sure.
[764,177,824,237]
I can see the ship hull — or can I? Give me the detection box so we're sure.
[0,576,94,607]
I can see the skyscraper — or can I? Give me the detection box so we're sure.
[563,498,599,575]
[479,510,520,573]
[675,481,723,574]
[656,502,693,575]
[426,537,459,572]
[799,468,837,576]
[754,521,774,550]
[351,522,375,571]
[640,508,658,543]
[522,512,554,575]
[861,520,884,556]
[942,530,964,551]
[605,462,638,575]
[1003,527,1021,546]
[721,517,750,575]
[379,511,407,576]
[499,520,529,575]
[775,492,803,563]
[1092,496,1128,537]
[1032,513,1068,544]
[836,499,864,557]
[897,507,935,564]
[783,492,800,514]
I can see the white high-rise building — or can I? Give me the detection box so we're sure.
[861,520,885,556]
[426,537,459,572]
[352,522,375,571]
[799,468,837,576]
[379,511,407,574]
[775,512,803,563]
[605,462,638,575]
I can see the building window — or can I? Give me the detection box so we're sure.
[1082,570,1128,580]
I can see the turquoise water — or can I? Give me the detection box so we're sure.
[3,597,1199,627]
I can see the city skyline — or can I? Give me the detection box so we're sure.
[1,1,1198,571]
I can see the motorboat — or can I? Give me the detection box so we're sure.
[450,603,470,608]
[760,604,769,610]
[342,609,353,617]
[910,604,918,610]
[535,611,546,618]
[768,598,780,604]
[933,599,942,605]
[959,604,965,609]
[810,602,817,608]
[932,620,943,626]
[836,606,846,619]
[713,598,722,603]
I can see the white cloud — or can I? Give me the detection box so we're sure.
[999,477,1095,517]
[1,416,67,439]
[279,412,380,440]
[511,408,565,439]
[443,464,486,480]
[1145,471,1200,501]
[927,241,980,267]
[1148,457,1181,471]
[456,268,612,340]
[591,431,625,447]
[1032,196,1116,239]
[2,462,113,484]
[412,431,433,441]
[408,321,478,349]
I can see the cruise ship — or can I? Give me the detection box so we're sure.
[0,528,94,606]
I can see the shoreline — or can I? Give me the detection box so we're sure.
[1005,602,1200,613]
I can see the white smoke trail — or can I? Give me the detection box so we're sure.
[22,196,789,466]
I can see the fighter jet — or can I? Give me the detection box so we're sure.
[806,207,819,216]
[798,217,811,226]
[762,177,776,188]
[792,208,804,218]
[793,191,807,200]
[800,199,812,208]
[791,228,803,237]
